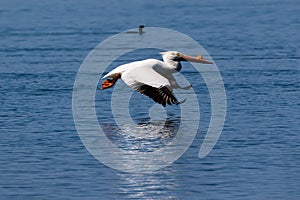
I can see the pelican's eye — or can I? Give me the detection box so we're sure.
[176,52,181,57]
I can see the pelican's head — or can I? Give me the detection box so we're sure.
[160,51,213,64]
[160,51,182,62]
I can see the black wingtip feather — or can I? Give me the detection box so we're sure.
[135,84,180,106]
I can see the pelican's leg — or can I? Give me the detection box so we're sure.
[177,99,187,105]
[173,82,192,90]
[168,75,192,90]
[180,85,192,90]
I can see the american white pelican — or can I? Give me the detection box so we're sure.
[126,25,145,34]
[101,51,213,106]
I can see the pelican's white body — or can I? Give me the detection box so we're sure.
[101,51,201,106]
[103,51,182,90]
[105,59,164,87]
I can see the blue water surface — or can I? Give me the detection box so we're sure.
[0,0,299,199]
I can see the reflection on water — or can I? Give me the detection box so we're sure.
[115,167,179,200]
[101,117,180,153]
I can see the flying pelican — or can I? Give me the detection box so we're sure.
[126,25,145,34]
[101,51,213,106]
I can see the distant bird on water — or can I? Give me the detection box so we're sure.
[126,25,145,34]
[101,51,213,106]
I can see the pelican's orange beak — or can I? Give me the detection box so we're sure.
[180,53,213,64]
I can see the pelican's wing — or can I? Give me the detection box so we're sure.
[121,62,180,106]
[134,84,180,107]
